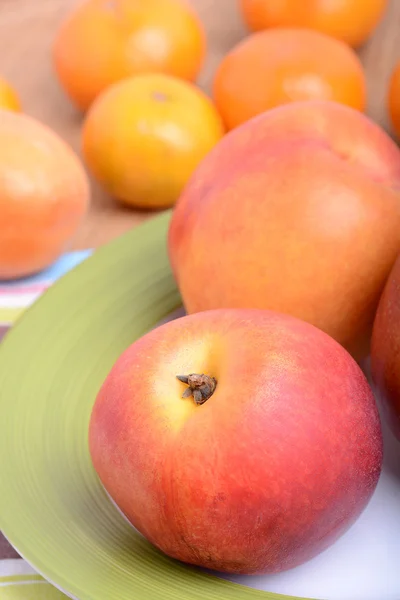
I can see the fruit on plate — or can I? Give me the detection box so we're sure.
[0,78,21,112]
[168,100,400,361]
[82,73,224,209]
[371,253,400,439]
[89,308,383,575]
[239,0,388,49]
[388,60,400,140]
[53,0,206,112]
[213,28,366,130]
[0,110,90,280]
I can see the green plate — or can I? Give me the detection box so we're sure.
[0,211,312,600]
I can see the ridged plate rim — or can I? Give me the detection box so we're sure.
[0,210,315,600]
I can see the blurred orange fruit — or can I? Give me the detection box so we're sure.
[82,73,224,209]
[53,0,206,112]
[213,28,366,131]
[388,61,400,139]
[0,78,21,112]
[0,110,90,280]
[239,0,388,48]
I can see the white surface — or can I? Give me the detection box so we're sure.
[216,384,400,600]
[0,559,36,577]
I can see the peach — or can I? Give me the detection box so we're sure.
[89,309,382,575]
[168,100,400,361]
[0,110,90,280]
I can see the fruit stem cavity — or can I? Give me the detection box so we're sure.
[176,374,217,405]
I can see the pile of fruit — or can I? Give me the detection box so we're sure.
[2,0,400,579]
[1,0,400,280]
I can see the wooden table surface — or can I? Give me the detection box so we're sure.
[1,0,400,562]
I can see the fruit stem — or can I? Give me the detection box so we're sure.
[176,374,217,405]
[152,91,168,103]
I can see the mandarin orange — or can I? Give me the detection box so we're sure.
[213,28,366,131]
[53,0,206,112]
[82,73,224,209]
[239,0,388,48]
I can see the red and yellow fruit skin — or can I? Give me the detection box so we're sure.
[168,100,400,361]
[89,308,382,575]
[371,253,400,439]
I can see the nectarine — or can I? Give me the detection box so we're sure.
[168,100,400,361]
[89,309,382,575]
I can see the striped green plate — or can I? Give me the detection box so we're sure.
[0,211,311,600]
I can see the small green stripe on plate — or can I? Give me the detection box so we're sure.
[0,581,67,599]
[0,575,45,583]
[0,307,25,324]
